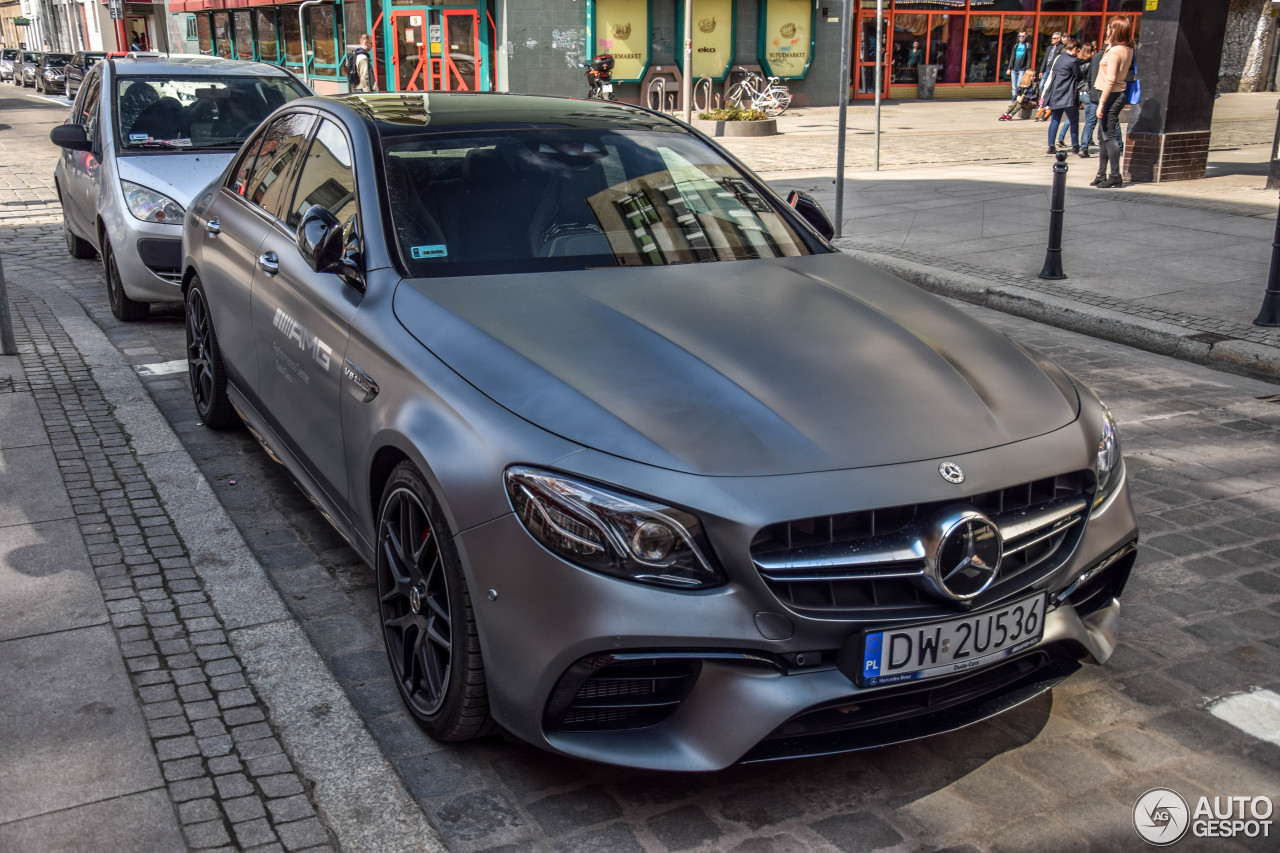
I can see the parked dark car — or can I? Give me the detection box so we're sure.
[34,51,72,94]
[63,51,106,100]
[181,92,1138,771]
[0,48,19,82]
[17,51,38,87]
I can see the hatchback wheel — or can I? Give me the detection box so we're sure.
[377,462,494,741]
[185,279,237,429]
[63,215,95,259]
[103,241,149,321]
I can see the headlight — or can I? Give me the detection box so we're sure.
[43,69,56,79]
[1093,404,1122,510]
[122,181,185,223]
[505,466,725,589]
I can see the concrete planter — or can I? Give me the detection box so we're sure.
[693,118,778,138]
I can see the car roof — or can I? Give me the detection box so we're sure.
[107,54,295,79]
[301,92,684,136]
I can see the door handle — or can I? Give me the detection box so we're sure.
[258,251,278,275]
[205,218,220,235]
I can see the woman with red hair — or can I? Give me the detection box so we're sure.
[1091,17,1134,188]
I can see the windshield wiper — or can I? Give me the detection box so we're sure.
[127,139,193,150]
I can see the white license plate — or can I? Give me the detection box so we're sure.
[601,83,613,93]
[858,593,1046,687]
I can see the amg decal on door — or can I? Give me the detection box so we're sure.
[273,307,333,371]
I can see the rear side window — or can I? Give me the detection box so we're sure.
[243,112,314,221]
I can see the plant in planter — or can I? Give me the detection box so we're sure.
[697,105,768,122]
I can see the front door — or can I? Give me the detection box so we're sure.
[440,10,480,91]
[854,10,890,100]
[390,10,431,91]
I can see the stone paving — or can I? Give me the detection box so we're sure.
[3,88,1280,851]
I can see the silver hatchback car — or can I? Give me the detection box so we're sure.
[50,55,308,320]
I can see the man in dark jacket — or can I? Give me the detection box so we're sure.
[1006,30,1030,101]
[1039,31,1063,81]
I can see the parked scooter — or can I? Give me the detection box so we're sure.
[584,54,615,99]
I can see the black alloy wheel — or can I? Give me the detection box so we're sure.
[103,241,149,321]
[377,462,493,741]
[184,280,237,429]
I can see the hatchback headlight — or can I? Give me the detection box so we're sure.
[1093,405,1122,510]
[122,181,184,223]
[505,467,725,589]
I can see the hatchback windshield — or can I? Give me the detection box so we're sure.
[42,53,71,67]
[116,75,308,150]
[386,129,819,275]
[2,50,18,61]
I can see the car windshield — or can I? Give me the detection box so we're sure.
[386,128,819,276]
[116,74,308,151]
[2,50,17,60]
[43,53,71,66]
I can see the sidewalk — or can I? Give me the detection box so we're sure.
[0,278,441,851]
[756,138,1280,385]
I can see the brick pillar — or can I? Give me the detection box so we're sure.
[1124,0,1231,183]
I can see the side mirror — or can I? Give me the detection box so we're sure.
[786,189,836,241]
[50,123,91,152]
[296,205,362,287]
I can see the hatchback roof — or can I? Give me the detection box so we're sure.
[109,54,296,79]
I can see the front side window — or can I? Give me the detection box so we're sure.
[77,71,102,143]
[287,119,356,230]
[385,128,821,276]
[115,75,308,150]
[243,112,315,220]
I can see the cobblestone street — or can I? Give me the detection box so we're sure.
[2,89,1280,851]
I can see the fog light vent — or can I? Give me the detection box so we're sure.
[544,656,701,733]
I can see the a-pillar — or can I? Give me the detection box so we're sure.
[1125,0,1231,183]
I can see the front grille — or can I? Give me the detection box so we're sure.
[545,656,701,733]
[750,471,1091,619]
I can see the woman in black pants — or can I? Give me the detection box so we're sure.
[1091,17,1134,188]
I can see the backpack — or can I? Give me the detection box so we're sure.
[343,47,367,88]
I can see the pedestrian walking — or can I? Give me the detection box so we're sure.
[1043,39,1082,155]
[1006,31,1031,101]
[1091,18,1134,188]
[1074,42,1098,156]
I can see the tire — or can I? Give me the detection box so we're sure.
[63,215,95,259]
[103,240,150,321]
[726,82,750,108]
[377,461,494,741]
[184,279,237,429]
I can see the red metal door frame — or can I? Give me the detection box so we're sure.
[440,9,479,92]
[389,10,431,91]
[853,9,890,101]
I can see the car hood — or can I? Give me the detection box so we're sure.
[393,252,1080,477]
[115,151,237,209]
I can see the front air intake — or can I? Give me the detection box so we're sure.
[544,655,700,733]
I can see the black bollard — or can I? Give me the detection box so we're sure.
[1039,151,1068,280]
[1253,194,1280,326]
[0,253,15,357]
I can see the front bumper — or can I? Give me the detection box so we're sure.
[105,213,184,303]
[457,460,1138,771]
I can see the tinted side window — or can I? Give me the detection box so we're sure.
[286,119,356,231]
[77,71,102,143]
[228,127,268,196]
[244,112,314,221]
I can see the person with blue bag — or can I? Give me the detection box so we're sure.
[1091,18,1134,189]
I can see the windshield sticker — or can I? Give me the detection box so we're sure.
[129,133,149,142]
[411,244,447,259]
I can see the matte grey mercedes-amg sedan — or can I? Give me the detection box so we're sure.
[181,92,1138,771]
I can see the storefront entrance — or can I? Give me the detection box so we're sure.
[388,8,483,92]
[854,10,888,99]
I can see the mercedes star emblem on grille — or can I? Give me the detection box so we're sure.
[939,461,965,483]
[926,509,1002,601]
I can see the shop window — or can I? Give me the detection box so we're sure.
[256,10,279,63]
[1041,1,1106,10]
[1067,14,1102,50]
[1037,14,1069,68]
[213,11,232,59]
[281,12,302,67]
[680,0,733,81]
[997,15,1032,84]
[307,4,338,73]
[1107,0,1143,10]
[965,15,998,84]
[197,13,212,55]
[930,14,962,84]
[759,0,812,79]
[891,13,925,85]
[343,1,368,56]
[233,10,254,60]
[593,0,649,82]
[185,15,198,41]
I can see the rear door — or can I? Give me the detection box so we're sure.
[251,116,361,508]
[196,110,316,395]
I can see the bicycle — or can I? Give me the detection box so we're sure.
[725,67,792,117]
